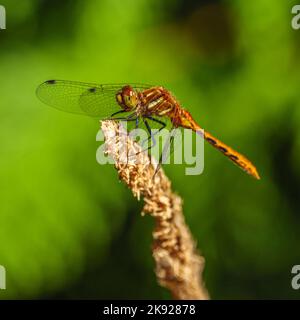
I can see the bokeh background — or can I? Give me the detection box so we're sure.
[1,0,300,299]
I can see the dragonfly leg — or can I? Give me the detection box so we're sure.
[139,116,166,150]
[135,117,139,129]
[153,127,176,177]
[146,116,166,133]
[106,112,137,121]
[139,119,157,153]
[145,119,156,148]
[109,110,128,118]
[105,113,137,163]
[132,118,157,157]
[108,114,138,164]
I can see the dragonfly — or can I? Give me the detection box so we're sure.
[36,80,260,179]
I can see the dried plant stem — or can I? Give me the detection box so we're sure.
[101,120,209,300]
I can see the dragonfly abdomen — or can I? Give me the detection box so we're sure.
[171,109,260,179]
[204,131,260,179]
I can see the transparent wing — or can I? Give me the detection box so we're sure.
[36,80,152,118]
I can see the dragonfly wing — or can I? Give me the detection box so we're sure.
[36,80,152,118]
[36,80,96,115]
[78,87,128,118]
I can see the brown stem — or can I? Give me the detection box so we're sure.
[101,120,209,300]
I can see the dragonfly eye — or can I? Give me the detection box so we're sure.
[116,93,124,106]
[124,94,132,106]
[125,94,138,109]
[119,86,139,110]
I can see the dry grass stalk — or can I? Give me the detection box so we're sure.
[101,120,209,300]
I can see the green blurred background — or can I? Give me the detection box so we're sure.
[1,0,300,299]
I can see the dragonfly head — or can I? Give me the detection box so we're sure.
[116,86,139,111]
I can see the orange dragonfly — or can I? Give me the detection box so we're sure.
[36,80,260,179]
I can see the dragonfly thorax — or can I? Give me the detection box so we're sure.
[116,85,140,111]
